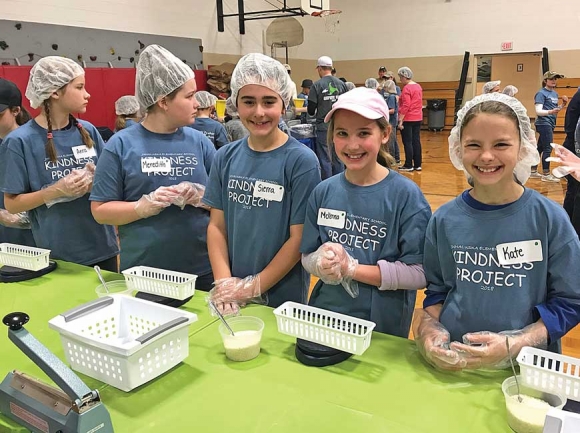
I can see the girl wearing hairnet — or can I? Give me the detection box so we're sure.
[1,57,119,271]
[189,91,228,149]
[415,93,580,371]
[114,95,141,132]
[90,45,216,307]
[203,53,321,314]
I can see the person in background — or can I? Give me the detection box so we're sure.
[1,57,119,271]
[345,82,356,91]
[385,71,402,101]
[283,64,298,100]
[365,78,380,91]
[415,93,580,371]
[0,78,35,246]
[384,80,401,165]
[190,91,228,149]
[561,86,580,223]
[90,45,216,307]
[114,95,141,132]
[397,67,424,172]
[224,96,249,142]
[482,80,501,94]
[502,85,519,98]
[331,68,337,76]
[296,79,313,124]
[377,66,389,89]
[531,71,568,182]
[204,53,321,315]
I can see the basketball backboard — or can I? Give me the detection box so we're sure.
[300,0,330,15]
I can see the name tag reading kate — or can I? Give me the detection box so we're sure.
[141,157,172,173]
[253,181,284,202]
[71,145,97,161]
[496,240,543,266]
[317,208,346,229]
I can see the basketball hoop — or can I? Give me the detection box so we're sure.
[311,9,342,34]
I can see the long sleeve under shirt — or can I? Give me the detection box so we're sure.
[423,189,580,346]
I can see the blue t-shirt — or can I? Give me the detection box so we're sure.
[190,118,228,149]
[90,124,215,275]
[300,171,432,337]
[535,88,560,128]
[423,189,580,350]
[1,120,118,264]
[202,136,321,308]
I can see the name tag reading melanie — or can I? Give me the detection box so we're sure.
[71,145,97,161]
[496,240,543,266]
[253,181,284,202]
[317,207,346,229]
[141,157,172,173]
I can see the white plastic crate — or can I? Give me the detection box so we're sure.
[0,243,50,271]
[122,266,197,300]
[48,295,197,392]
[273,302,376,356]
[517,346,580,401]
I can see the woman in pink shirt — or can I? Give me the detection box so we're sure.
[397,67,423,171]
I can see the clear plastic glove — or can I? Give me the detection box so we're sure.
[172,182,209,210]
[0,209,31,229]
[413,309,466,371]
[42,163,94,208]
[301,242,359,298]
[134,186,180,219]
[546,143,580,180]
[450,324,548,370]
[209,275,263,305]
[207,297,240,317]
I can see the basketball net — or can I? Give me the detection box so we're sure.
[311,9,342,34]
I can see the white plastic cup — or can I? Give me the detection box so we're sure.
[95,280,134,298]
[218,316,264,362]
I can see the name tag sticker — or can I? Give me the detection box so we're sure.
[496,240,543,266]
[71,145,97,161]
[253,181,284,202]
[141,157,172,173]
[317,208,346,229]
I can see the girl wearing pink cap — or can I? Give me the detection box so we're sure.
[300,87,431,336]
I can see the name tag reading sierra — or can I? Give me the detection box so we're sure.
[496,240,543,266]
[253,181,284,202]
[317,208,346,229]
[141,157,172,173]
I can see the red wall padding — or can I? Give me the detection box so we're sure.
[0,67,209,131]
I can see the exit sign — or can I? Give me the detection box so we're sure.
[501,42,513,51]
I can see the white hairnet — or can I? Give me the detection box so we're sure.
[398,67,413,79]
[115,96,140,115]
[383,80,397,94]
[449,93,540,185]
[502,85,519,97]
[226,96,238,117]
[136,44,195,110]
[230,53,293,108]
[365,78,379,89]
[482,80,501,94]
[25,56,84,109]
[195,91,218,109]
[345,82,356,91]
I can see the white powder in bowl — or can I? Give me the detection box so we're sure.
[506,394,554,433]
[223,330,261,362]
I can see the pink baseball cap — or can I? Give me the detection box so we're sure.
[324,87,390,123]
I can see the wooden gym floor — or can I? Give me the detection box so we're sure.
[309,130,580,358]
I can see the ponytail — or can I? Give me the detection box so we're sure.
[43,100,57,163]
[115,115,127,131]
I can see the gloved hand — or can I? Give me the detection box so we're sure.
[209,275,262,305]
[172,182,208,209]
[450,324,548,370]
[301,242,359,298]
[42,163,94,208]
[134,186,180,219]
[546,143,580,181]
[413,309,466,371]
[0,209,31,229]
[207,298,240,317]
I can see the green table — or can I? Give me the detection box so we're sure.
[1,265,513,432]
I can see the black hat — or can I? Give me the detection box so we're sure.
[378,66,387,72]
[0,79,22,112]
[301,79,313,88]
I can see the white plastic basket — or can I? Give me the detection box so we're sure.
[273,302,376,355]
[122,266,197,300]
[0,243,50,271]
[517,346,580,401]
[48,295,197,392]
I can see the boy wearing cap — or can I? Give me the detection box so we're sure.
[296,79,313,124]
[308,56,348,179]
[532,72,568,182]
[377,66,388,89]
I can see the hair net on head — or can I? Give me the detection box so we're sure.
[397,67,413,79]
[25,56,84,109]
[194,91,218,109]
[383,80,397,94]
[345,82,356,91]
[502,85,519,97]
[448,93,540,185]
[136,44,195,110]
[365,78,379,89]
[230,53,293,108]
[482,80,501,94]
[115,96,140,115]
[225,96,238,117]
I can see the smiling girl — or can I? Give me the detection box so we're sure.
[300,87,431,336]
